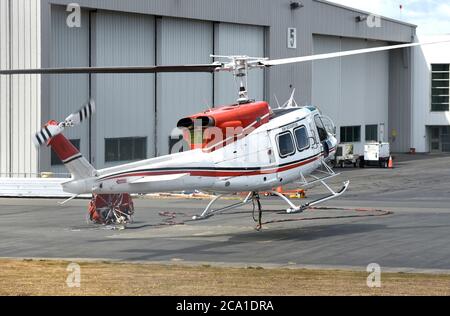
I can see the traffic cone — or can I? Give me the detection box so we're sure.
[388,156,394,169]
[299,189,306,199]
[276,186,283,194]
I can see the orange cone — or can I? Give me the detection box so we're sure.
[388,156,394,169]
[276,186,283,194]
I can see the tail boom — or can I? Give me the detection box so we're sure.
[46,121,96,180]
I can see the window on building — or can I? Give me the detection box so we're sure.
[431,64,449,112]
[105,137,147,163]
[51,139,81,166]
[277,132,295,158]
[294,126,309,151]
[340,126,361,143]
[365,125,378,142]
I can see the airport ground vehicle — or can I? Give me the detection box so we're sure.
[333,144,359,168]
[359,142,391,168]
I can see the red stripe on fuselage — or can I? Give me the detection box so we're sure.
[100,152,328,183]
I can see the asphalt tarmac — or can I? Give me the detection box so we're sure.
[1,154,449,272]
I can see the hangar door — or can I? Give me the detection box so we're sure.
[214,23,265,106]
[93,11,156,169]
[156,17,214,156]
[50,6,90,175]
[312,35,389,154]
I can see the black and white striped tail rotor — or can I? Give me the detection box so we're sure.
[33,124,64,147]
[63,100,96,127]
[32,99,96,147]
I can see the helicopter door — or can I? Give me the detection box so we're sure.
[273,130,297,183]
[314,115,330,158]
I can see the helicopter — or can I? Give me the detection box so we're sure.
[0,40,446,228]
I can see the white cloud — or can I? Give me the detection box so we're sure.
[328,0,450,35]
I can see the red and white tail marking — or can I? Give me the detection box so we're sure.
[45,121,96,179]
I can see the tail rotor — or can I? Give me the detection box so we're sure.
[33,99,95,147]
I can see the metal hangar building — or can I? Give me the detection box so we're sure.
[0,0,418,177]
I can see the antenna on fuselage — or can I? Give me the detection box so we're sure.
[274,95,282,109]
[280,89,300,109]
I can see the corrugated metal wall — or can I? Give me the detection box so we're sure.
[48,6,89,175]
[214,23,265,106]
[0,0,40,177]
[389,49,412,152]
[93,11,156,168]
[0,0,10,175]
[312,0,415,43]
[312,35,389,154]
[156,17,213,156]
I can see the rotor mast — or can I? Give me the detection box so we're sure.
[211,55,266,104]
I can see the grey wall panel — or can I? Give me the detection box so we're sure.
[9,0,41,177]
[93,11,155,168]
[312,35,341,120]
[389,48,412,152]
[266,0,314,108]
[0,0,10,175]
[214,23,265,106]
[48,5,90,175]
[156,17,213,156]
[312,35,389,154]
[365,39,389,142]
[44,0,273,27]
[312,0,414,43]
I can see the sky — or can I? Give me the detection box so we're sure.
[328,0,450,36]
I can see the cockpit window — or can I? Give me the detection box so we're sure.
[277,132,296,158]
[314,115,328,142]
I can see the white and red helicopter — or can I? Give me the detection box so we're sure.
[0,40,445,228]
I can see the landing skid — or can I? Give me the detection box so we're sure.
[271,180,350,214]
[192,161,350,222]
[192,192,254,221]
[192,183,349,221]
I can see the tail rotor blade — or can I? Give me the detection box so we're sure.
[33,124,64,147]
[64,100,96,127]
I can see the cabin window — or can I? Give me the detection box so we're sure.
[277,132,296,158]
[294,126,309,151]
[105,137,147,163]
[431,64,449,112]
[51,139,80,166]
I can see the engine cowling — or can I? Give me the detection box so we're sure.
[177,101,272,151]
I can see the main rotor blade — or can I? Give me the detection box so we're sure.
[0,64,219,75]
[262,40,450,66]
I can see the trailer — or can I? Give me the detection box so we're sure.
[333,144,359,168]
[360,142,391,168]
